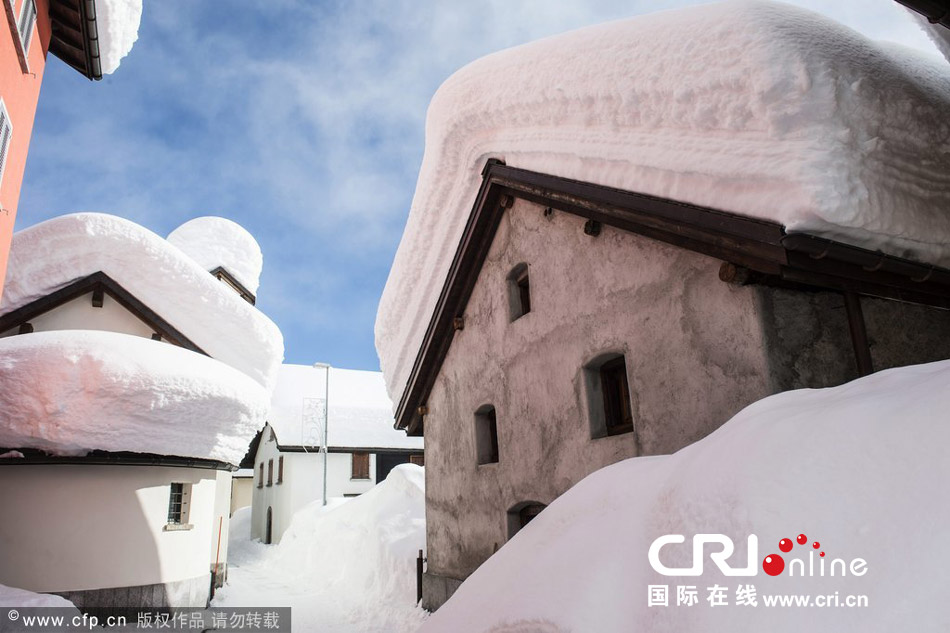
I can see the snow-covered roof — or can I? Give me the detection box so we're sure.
[266,364,424,450]
[0,330,267,464]
[420,359,950,632]
[96,0,143,75]
[375,0,950,408]
[168,216,264,296]
[0,213,283,392]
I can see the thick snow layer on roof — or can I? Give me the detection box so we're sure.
[376,0,950,407]
[215,465,427,631]
[167,217,264,295]
[96,0,142,74]
[421,360,950,632]
[0,330,268,464]
[267,364,423,450]
[1,213,283,392]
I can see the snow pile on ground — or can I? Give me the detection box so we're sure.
[0,583,78,609]
[267,364,423,450]
[95,0,142,74]
[376,0,950,407]
[0,330,268,464]
[215,465,427,632]
[168,217,264,295]
[1,213,282,392]
[421,360,950,632]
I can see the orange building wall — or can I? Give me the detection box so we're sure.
[0,0,50,299]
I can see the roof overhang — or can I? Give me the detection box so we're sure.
[393,160,950,436]
[895,0,950,28]
[48,0,102,80]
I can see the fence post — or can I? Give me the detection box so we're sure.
[416,549,424,605]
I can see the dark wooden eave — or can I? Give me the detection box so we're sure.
[48,0,102,80]
[0,271,207,354]
[895,0,950,28]
[394,160,950,436]
[0,447,234,471]
[210,266,257,305]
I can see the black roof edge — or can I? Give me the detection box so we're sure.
[0,447,235,471]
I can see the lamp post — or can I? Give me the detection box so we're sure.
[313,362,331,506]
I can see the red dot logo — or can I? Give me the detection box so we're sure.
[762,554,785,576]
[797,534,807,545]
[779,538,793,553]
[813,541,820,549]
[820,552,825,557]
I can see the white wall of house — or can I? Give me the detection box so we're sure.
[249,425,382,544]
[230,474,253,516]
[0,291,160,340]
[0,463,228,594]
[209,470,232,580]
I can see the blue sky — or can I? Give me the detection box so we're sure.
[18,0,937,371]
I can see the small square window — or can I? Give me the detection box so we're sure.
[409,454,425,467]
[507,263,531,321]
[475,406,499,465]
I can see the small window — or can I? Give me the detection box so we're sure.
[351,452,370,480]
[474,405,499,465]
[0,100,12,187]
[17,0,36,56]
[507,263,531,321]
[277,455,284,484]
[167,483,192,525]
[409,454,425,467]
[507,501,546,539]
[267,459,273,487]
[258,463,264,489]
[585,353,634,439]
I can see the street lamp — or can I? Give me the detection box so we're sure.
[313,362,331,506]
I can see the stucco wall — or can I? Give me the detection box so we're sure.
[0,463,221,598]
[0,290,167,340]
[231,476,253,516]
[422,199,775,589]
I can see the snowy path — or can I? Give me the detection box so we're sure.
[214,467,428,632]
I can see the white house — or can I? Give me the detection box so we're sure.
[375,2,950,610]
[0,214,282,609]
[249,364,424,544]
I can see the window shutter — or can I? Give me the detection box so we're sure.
[17,0,36,56]
[0,101,11,186]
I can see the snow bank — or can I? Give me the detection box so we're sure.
[422,360,950,632]
[215,464,427,632]
[168,217,264,295]
[0,583,78,609]
[0,330,268,464]
[376,0,950,408]
[95,0,142,74]
[267,364,423,450]
[1,214,283,392]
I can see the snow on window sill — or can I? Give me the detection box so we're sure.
[163,523,194,532]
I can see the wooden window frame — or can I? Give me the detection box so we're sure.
[351,452,370,480]
[258,463,264,488]
[165,482,192,529]
[600,356,634,436]
[409,454,424,467]
[267,459,273,487]
[277,455,284,484]
[16,0,35,58]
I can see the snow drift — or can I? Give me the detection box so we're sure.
[0,330,268,464]
[215,464,427,632]
[0,583,78,610]
[0,213,283,392]
[168,216,264,295]
[421,360,950,632]
[376,0,950,409]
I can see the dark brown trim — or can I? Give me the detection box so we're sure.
[209,266,256,305]
[393,160,950,434]
[0,271,207,355]
[895,0,950,28]
[844,291,874,377]
[48,0,102,80]
[0,448,234,471]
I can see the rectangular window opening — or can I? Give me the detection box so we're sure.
[17,0,36,56]
[277,455,284,484]
[267,459,273,486]
[475,407,499,465]
[167,482,192,526]
[352,452,370,479]
[600,356,633,436]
